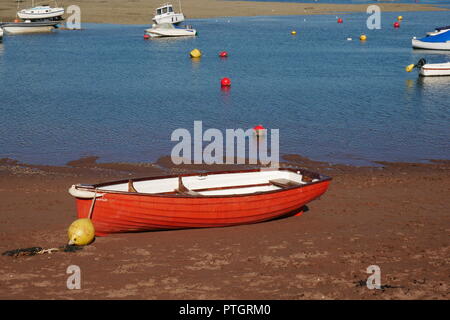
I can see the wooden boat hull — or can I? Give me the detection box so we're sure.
[71,169,331,236]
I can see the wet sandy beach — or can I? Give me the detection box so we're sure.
[0,156,448,299]
[0,0,447,24]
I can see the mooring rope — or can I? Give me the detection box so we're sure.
[2,244,83,258]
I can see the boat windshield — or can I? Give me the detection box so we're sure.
[157,23,175,29]
[162,7,168,14]
[157,9,162,15]
[169,6,173,12]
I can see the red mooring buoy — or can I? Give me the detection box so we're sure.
[337,18,343,24]
[394,22,400,28]
[219,51,228,58]
[144,34,150,39]
[221,77,231,87]
[253,125,265,136]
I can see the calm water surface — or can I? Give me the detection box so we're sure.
[0,11,449,165]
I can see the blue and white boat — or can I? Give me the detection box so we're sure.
[412,27,450,50]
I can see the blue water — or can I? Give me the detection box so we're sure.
[0,11,449,166]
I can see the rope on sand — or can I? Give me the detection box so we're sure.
[2,245,83,258]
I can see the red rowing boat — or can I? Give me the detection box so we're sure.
[68,168,331,236]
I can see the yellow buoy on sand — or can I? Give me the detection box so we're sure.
[190,48,202,58]
[360,34,367,41]
[68,218,95,246]
[291,30,297,35]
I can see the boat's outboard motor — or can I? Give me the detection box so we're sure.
[406,58,427,72]
[416,58,427,68]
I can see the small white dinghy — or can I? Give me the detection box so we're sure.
[145,23,196,38]
[0,20,59,35]
[406,58,450,77]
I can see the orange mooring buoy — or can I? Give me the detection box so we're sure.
[337,18,343,24]
[219,51,228,58]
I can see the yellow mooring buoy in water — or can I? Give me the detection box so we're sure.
[360,34,367,41]
[398,16,403,21]
[68,218,95,246]
[405,64,415,72]
[291,30,297,35]
[190,48,202,58]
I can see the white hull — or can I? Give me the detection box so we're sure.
[3,26,54,34]
[145,24,196,38]
[17,9,64,20]
[146,29,196,38]
[0,28,3,41]
[153,13,184,25]
[419,62,450,77]
[412,38,450,50]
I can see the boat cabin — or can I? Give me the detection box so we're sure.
[156,4,174,16]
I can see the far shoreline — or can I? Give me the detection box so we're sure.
[0,0,448,25]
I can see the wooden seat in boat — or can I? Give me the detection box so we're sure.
[128,180,138,192]
[269,178,301,188]
[175,176,202,196]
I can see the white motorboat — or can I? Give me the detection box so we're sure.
[420,62,450,77]
[412,28,450,51]
[152,3,184,25]
[0,28,3,42]
[145,23,196,38]
[406,58,450,77]
[0,20,59,35]
[17,1,64,21]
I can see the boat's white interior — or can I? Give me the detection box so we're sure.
[97,170,317,196]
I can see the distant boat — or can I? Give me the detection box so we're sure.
[0,20,60,35]
[152,3,184,25]
[419,61,450,77]
[0,28,3,42]
[145,22,196,38]
[412,28,450,50]
[406,58,450,77]
[17,1,64,21]
[426,25,450,36]
[68,168,332,236]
